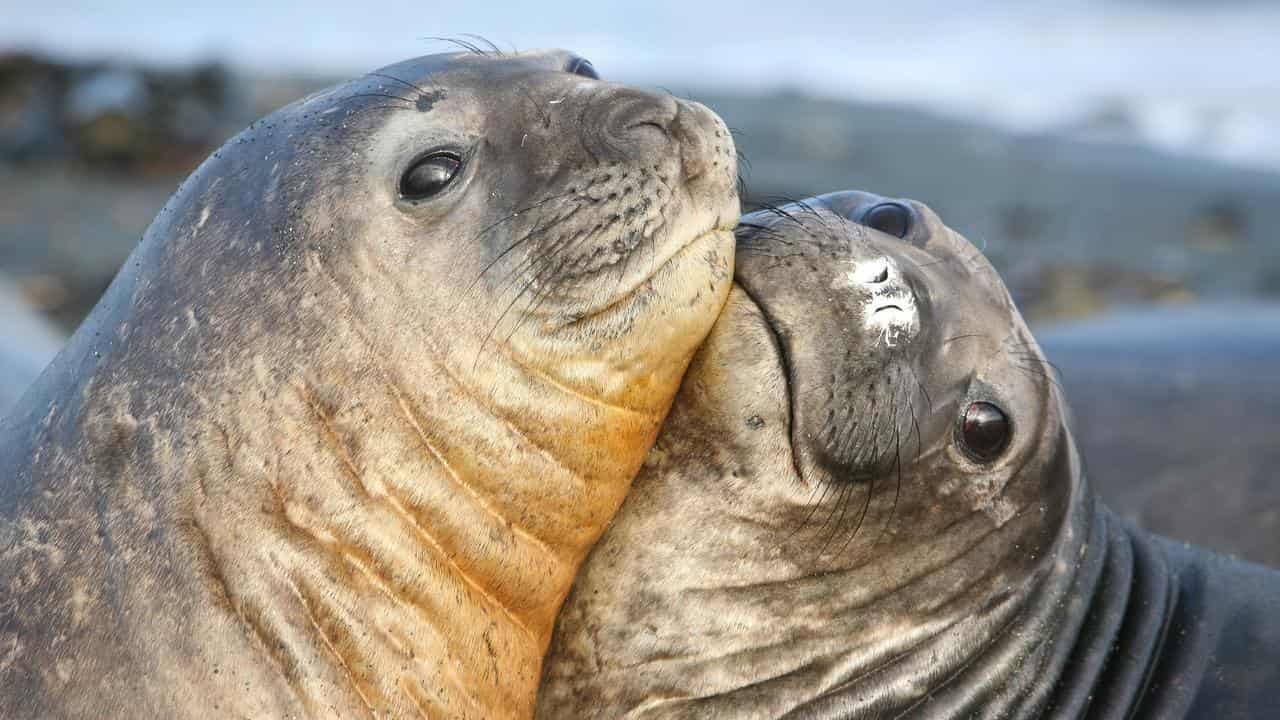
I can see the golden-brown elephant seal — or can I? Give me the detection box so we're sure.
[0,49,737,719]
[539,192,1280,718]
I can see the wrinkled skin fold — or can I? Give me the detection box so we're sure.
[539,191,1280,719]
[0,49,738,719]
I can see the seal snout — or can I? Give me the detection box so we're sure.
[585,91,732,188]
[670,100,725,183]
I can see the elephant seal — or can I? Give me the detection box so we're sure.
[0,49,737,719]
[539,192,1280,718]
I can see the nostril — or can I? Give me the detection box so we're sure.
[628,119,670,139]
[853,258,893,285]
[589,91,679,160]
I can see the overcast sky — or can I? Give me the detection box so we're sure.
[6,0,1280,167]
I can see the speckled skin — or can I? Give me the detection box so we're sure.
[0,50,737,719]
[539,192,1280,719]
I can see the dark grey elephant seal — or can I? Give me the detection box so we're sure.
[0,49,738,719]
[539,192,1280,718]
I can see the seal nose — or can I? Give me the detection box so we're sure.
[589,89,679,160]
[581,91,735,192]
[852,257,893,286]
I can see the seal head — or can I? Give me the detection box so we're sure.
[0,49,737,719]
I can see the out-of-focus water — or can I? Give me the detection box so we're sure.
[5,0,1280,172]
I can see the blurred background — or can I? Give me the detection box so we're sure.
[2,1,1278,563]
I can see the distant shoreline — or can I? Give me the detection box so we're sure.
[3,54,1280,331]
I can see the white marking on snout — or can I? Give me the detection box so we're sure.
[850,257,891,285]
[869,295,919,348]
[833,257,921,348]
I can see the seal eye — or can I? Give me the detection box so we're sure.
[862,203,912,239]
[567,57,600,80]
[400,152,461,201]
[960,401,1011,461]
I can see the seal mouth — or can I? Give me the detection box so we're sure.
[555,220,735,330]
[865,291,921,347]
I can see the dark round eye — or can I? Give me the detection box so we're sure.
[862,202,911,239]
[960,401,1011,461]
[567,57,599,79]
[399,152,461,200]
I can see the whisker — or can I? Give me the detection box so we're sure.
[785,471,836,547]
[941,333,987,347]
[472,232,579,368]
[874,424,903,548]
[517,86,553,129]
[421,36,489,56]
[343,92,414,104]
[814,481,855,560]
[906,363,934,415]
[1013,364,1064,393]
[461,192,581,292]
[341,104,417,119]
[459,33,503,55]
[364,72,430,97]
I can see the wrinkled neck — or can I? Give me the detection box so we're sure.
[175,304,661,719]
[790,492,1186,720]
[759,472,1092,719]
[541,430,1117,719]
[539,433,1090,719]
